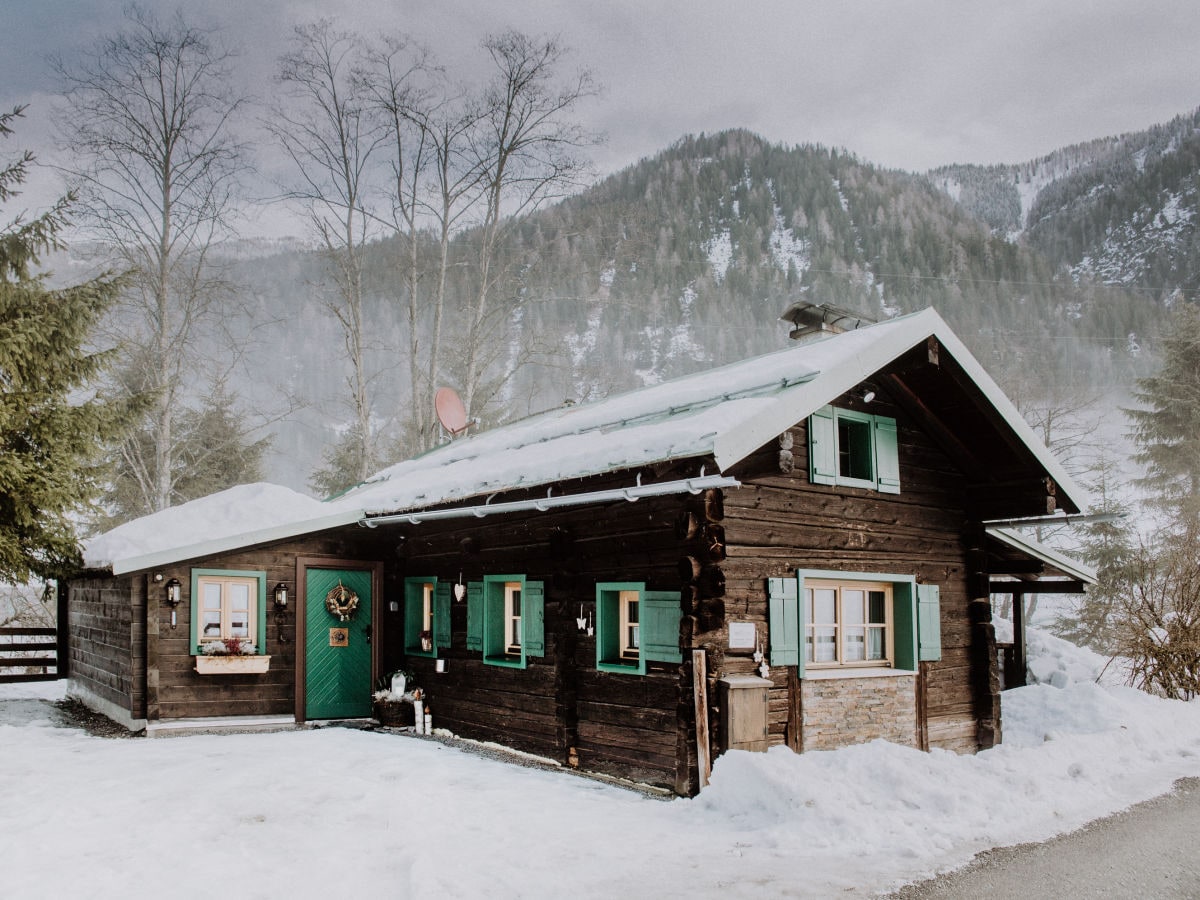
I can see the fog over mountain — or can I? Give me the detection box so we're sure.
[178,110,1198,493]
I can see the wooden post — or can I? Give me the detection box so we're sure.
[692,649,711,789]
[916,661,929,751]
[1011,590,1027,688]
[786,665,803,753]
[56,579,69,679]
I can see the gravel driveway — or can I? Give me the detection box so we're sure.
[888,778,1200,899]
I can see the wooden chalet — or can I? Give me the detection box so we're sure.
[68,307,1093,795]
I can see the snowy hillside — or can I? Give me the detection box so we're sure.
[4,624,1199,898]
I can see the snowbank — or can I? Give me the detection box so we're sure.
[3,624,1199,898]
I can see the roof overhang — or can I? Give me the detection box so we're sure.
[985,525,1098,585]
[108,508,363,576]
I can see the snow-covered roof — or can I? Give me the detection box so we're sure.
[85,307,1088,575]
[343,307,1086,517]
[83,483,360,575]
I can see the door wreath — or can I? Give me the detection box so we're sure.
[325,580,360,621]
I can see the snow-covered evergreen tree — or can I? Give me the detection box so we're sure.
[0,107,123,581]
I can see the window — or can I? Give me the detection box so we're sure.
[504,582,522,653]
[620,592,640,659]
[767,571,941,675]
[403,577,450,656]
[467,575,545,668]
[805,579,892,667]
[808,405,900,493]
[189,569,267,654]
[596,583,683,675]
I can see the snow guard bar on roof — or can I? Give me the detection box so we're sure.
[360,472,741,527]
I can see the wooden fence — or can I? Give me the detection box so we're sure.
[0,627,61,683]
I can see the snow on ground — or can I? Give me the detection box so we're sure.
[4,629,1200,899]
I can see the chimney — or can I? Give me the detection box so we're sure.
[780,301,875,343]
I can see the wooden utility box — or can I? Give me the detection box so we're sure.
[719,675,771,752]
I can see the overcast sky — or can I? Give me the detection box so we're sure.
[4,0,1199,225]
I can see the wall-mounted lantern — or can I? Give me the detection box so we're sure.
[273,582,289,643]
[164,578,182,629]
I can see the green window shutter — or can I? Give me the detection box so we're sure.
[891,580,918,670]
[434,581,452,649]
[917,583,942,662]
[874,415,901,494]
[403,580,421,652]
[641,591,683,664]
[595,585,624,670]
[524,580,545,658]
[466,581,483,651]
[808,406,837,485]
[768,576,801,672]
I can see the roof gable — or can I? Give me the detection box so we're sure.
[346,307,1086,517]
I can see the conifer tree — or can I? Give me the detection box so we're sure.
[0,107,123,582]
[1052,452,1135,652]
[1128,302,1200,535]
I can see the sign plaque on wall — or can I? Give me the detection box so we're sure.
[329,627,349,647]
[728,621,757,650]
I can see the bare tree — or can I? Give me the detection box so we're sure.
[458,31,599,418]
[55,5,246,515]
[271,20,384,491]
[359,36,463,453]
[1115,536,1200,700]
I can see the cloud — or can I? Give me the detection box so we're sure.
[4,0,1197,185]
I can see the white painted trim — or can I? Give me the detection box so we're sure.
[804,667,917,681]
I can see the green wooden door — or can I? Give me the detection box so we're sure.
[305,567,374,719]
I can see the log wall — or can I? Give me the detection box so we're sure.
[70,388,1005,791]
[391,474,695,793]
[67,574,141,723]
[717,395,984,759]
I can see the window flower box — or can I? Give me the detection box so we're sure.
[194,654,271,675]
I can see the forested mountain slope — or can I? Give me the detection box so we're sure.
[929,107,1200,298]
[224,123,1177,490]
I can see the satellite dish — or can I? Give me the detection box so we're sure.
[435,387,470,438]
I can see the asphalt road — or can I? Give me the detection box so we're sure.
[888,778,1200,899]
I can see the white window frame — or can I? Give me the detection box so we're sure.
[195,574,260,649]
[421,582,434,635]
[804,578,894,669]
[504,581,522,654]
[618,590,640,659]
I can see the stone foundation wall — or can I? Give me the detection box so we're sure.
[802,674,917,751]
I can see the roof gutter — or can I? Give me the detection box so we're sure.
[360,473,741,527]
[981,512,1125,529]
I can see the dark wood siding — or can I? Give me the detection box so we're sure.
[68,574,140,718]
[718,396,983,756]
[143,531,391,721]
[389,475,694,793]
